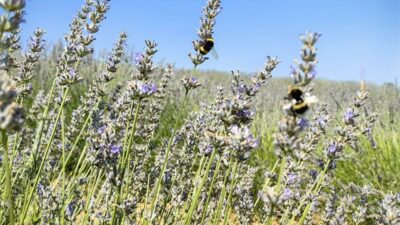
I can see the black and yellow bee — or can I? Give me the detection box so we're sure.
[291,100,309,114]
[199,37,218,59]
[287,85,304,102]
[287,85,309,115]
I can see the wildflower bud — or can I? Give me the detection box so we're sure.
[300,32,321,48]
[343,108,357,125]
[58,68,83,86]
[86,23,99,33]
[80,35,95,46]
[0,0,25,12]
[181,76,201,92]
[0,15,12,32]
[94,0,109,14]
[76,45,93,57]
[127,80,157,99]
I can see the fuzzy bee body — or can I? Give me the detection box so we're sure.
[199,37,215,55]
[291,100,309,114]
[287,85,314,115]
[287,85,304,102]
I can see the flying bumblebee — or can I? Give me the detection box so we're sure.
[199,37,218,59]
[287,85,304,102]
[287,85,318,115]
[291,100,309,115]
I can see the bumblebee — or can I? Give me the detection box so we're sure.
[287,85,316,115]
[287,85,304,102]
[291,100,309,114]
[199,37,218,59]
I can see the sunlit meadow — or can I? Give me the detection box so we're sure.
[0,0,399,224]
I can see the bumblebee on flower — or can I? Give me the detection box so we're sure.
[284,85,318,117]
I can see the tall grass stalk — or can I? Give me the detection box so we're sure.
[2,129,14,224]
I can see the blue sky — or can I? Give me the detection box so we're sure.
[21,0,399,84]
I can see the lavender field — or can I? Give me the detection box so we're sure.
[0,0,399,224]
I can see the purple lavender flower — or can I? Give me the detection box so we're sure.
[69,68,77,77]
[110,144,122,154]
[135,81,157,97]
[236,109,253,119]
[237,83,246,93]
[98,143,106,151]
[97,126,106,134]
[309,170,318,180]
[204,144,213,154]
[181,76,201,92]
[316,116,326,127]
[287,172,298,185]
[317,159,325,169]
[65,202,75,219]
[251,138,260,149]
[230,125,241,137]
[138,83,151,94]
[290,66,300,83]
[134,52,143,65]
[282,188,293,201]
[327,143,337,155]
[150,83,157,93]
[290,66,297,76]
[344,108,356,124]
[308,68,317,80]
[230,125,259,149]
[297,118,309,129]
[232,83,249,95]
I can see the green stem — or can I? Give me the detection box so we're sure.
[62,100,100,170]
[81,169,104,225]
[265,156,286,224]
[148,128,175,220]
[30,80,56,169]
[276,156,287,193]
[200,157,222,224]
[212,157,233,225]
[20,87,69,225]
[265,206,275,225]
[287,159,330,225]
[222,160,238,225]
[111,100,141,225]
[177,155,205,224]
[60,107,66,225]
[184,147,217,225]
[253,159,280,212]
[2,129,14,224]
[10,98,23,170]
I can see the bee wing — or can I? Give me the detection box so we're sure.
[210,47,219,60]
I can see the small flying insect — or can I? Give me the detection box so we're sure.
[287,85,304,102]
[199,37,218,59]
[291,100,309,115]
[287,85,318,115]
